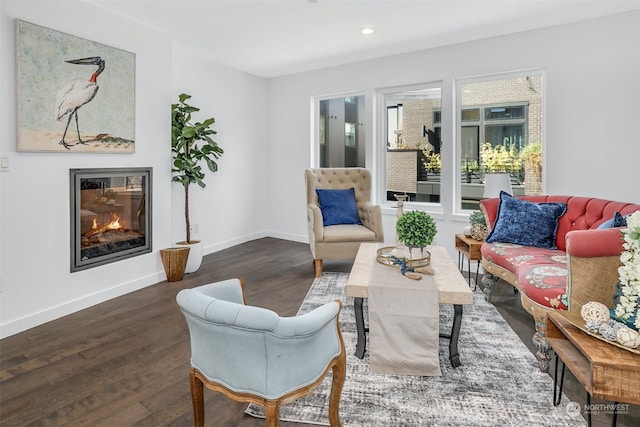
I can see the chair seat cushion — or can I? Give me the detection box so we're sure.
[481,242,568,309]
[323,224,377,242]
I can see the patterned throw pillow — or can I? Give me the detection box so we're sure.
[486,192,567,249]
[316,188,362,226]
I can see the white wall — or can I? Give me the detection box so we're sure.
[171,49,270,253]
[267,10,640,258]
[0,1,269,338]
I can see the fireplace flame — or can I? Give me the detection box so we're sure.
[107,214,121,230]
[89,213,123,235]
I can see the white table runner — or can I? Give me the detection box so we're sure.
[368,263,441,376]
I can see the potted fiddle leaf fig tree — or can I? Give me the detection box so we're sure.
[171,93,223,273]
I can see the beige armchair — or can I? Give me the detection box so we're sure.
[305,168,384,277]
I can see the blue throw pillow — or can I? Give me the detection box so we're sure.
[486,192,567,249]
[316,188,362,226]
[597,211,628,229]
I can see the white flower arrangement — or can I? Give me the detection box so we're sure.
[612,211,640,331]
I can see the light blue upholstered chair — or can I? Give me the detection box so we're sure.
[176,278,346,427]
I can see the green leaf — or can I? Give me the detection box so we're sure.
[181,126,196,139]
[205,158,218,173]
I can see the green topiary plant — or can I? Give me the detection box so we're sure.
[396,210,437,257]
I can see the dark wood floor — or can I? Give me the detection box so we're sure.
[1,237,637,426]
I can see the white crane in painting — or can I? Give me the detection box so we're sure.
[55,56,105,150]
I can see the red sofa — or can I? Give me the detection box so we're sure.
[479,195,640,372]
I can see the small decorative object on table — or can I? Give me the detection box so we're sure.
[610,210,640,331]
[616,327,640,348]
[580,301,611,324]
[377,246,431,269]
[395,210,437,259]
[579,300,640,351]
[386,209,438,279]
[468,210,488,241]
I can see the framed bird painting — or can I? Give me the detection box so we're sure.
[15,19,135,153]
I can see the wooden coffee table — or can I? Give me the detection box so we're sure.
[345,243,474,367]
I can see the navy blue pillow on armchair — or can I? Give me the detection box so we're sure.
[486,192,567,249]
[316,188,363,226]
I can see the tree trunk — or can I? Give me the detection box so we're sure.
[184,182,191,243]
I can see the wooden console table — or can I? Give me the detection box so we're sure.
[547,311,640,425]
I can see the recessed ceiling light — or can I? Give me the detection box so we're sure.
[360,28,375,36]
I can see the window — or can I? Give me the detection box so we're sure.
[379,83,442,204]
[317,95,365,167]
[456,73,544,211]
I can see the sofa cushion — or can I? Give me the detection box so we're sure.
[481,242,569,309]
[517,261,569,310]
[486,191,567,249]
[316,188,362,226]
[597,211,628,229]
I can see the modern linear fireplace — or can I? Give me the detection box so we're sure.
[70,167,152,272]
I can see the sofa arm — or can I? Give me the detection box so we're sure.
[565,228,624,258]
[566,228,624,312]
[479,198,500,229]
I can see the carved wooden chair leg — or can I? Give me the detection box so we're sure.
[264,400,280,427]
[328,355,346,426]
[189,370,205,427]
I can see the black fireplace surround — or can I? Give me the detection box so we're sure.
[70,167,152,272]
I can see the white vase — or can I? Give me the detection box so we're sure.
[175,240,203,273]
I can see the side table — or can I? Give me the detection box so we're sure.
[547,311,640,426]
[454,233,482,286]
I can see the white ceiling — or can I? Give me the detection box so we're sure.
[90,0,640,78]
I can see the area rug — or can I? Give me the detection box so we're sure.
[246,272,586,426]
